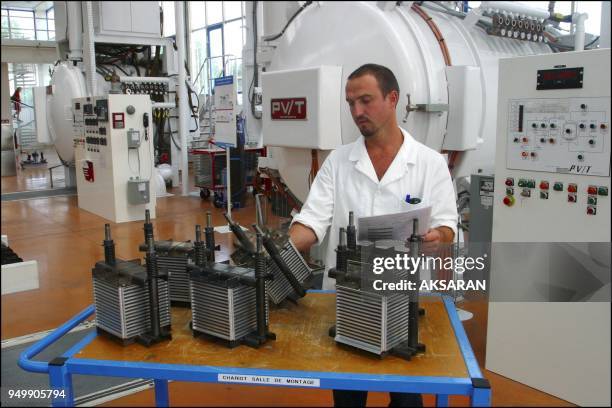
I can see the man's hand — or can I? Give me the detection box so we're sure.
[423,226,454,243]
[288,222,318,253]
[421,226,454,255]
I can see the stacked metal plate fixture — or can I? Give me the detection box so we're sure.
[138,240,193,305]
[138,212,219,306]
[92,213,172,346]
[328,212,425,360]
[188,223,276,348]
[225,211,313,305]
[264,237,313,304]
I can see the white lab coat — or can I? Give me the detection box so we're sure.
[292,128,458,289]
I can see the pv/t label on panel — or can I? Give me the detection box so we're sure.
[271,98,307,120]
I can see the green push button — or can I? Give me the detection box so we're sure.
[553,182,564,191]
[598,186,609,196]
[527,179,536,189]
[588,196,597,205]
[518,179,527,188]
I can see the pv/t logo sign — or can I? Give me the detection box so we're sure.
[271,98,307,120]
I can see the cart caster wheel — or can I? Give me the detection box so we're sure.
[200,189,210,199]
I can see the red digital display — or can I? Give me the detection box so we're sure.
[542,70,578,81]
[537,67,583,90]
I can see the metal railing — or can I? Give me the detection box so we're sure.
[12,101,40,153]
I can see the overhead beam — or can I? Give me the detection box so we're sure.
[1,39,58,64]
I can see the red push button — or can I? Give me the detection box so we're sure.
[587,185,598,195]
[522,137,529,143]
[587,206,596,215]
[505,178,514,186]
[503,196,515,207]
[521,151,529,158]
[568,194,577,203]
[540,181,549,190]
[568,183,578,193]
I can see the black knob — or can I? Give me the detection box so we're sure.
[577,154,584,160]
[580,103,587,110]
[550,123,556,129]
[588,139,595,145]
[590,124,596,129]
[566,128,572,134]
[541,123,547,128]
[540,138,546,143]
[579,123,585,129]
[532,123,537,128]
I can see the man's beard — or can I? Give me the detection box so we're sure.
[360,128,377,138]
[357,120,378,138]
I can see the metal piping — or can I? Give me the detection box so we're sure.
[175,2,189,196]
[84,2,97,96]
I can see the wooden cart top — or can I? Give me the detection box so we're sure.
[76,294,468,378]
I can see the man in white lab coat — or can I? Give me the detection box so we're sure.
[289,64,458,407]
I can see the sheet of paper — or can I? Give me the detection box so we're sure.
[357,205,432,241]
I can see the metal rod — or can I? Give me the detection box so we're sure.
[205,211,215,262]
[194,225,206,267]
[103,224,116,266]
[175,1,189,197]
[408,218,421,350]
[226,146,232,217]
[143,210,161,339]
[337,227,348,274]
[347,212,356,251]
[255,231,267,336]
[255,193,266,227]
[224,213,255,253]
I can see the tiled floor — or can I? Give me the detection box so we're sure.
[0,173,573,406]
[1,149,65,193]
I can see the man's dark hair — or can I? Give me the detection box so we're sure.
[347,64,400,98]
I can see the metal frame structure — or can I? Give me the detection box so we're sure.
[19,292,491,407]
[191,146,266,198]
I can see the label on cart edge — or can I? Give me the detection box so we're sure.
[218,374,320,387]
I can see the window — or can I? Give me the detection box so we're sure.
[190,2,206,30]
[206,1,223,25]
[1,7,55,40]
[188,2,245,103]
[224,1,242,20]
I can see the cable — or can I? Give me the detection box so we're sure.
[107,63,130,76]
[167,115,181,151]
[262,1,313,41]
[548,35,600,50]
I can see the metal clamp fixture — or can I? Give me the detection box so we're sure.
[402,93,449,123]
